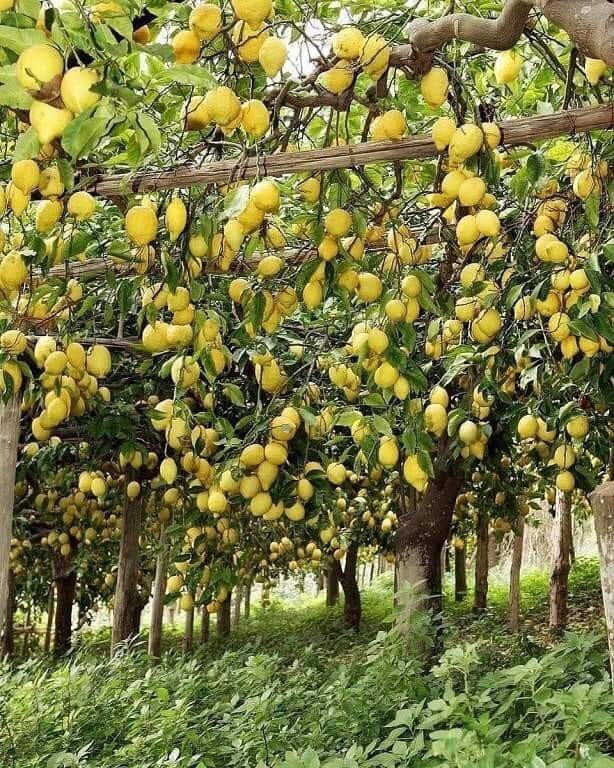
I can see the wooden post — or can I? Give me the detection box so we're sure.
[148,525,169,659]
[216,594,231,639]
[53,555,76,656]
[0,396,20,639]
[590,481,614,685]
[550,490,572,631]
[232,585,242,630]
[182,602,194,654]
[111,481,143,652]
[473,510,490,612]
[0,568,15,658]
[454,541,467,602]
[244,581,251,619]
[509,516,525,633]
[369,560,375,584]
[200,605,210,644]
[44,582,55,653]
[326,565,339,606]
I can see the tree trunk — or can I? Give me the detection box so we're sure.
[316,570,324,595]
[148,525,169,659]
[216,594,231,639]
[21,603,31,659]
[454,541,466,602]
[550,489,572,631]
[334,542,361,630]
[394,464,462,629]
[111,483,143,652]
[0,396,20,638]
[244,581,251,619]
[232,585,242,630]
[53,556,76,657]
[44,583,55,653]
[474,510,490,613]
[590,481,614,685]
[182,603,194,654]
[326,564,340,606]
[1,568,15,658]
[509,516,525,633]
[200,605,210,644]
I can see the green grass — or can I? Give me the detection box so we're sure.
[1,559,611,768]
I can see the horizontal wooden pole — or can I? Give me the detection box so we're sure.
[90,104,613,197]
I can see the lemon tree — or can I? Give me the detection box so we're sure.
[0,0,611,650]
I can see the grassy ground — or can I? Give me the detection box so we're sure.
[1,558,611,768]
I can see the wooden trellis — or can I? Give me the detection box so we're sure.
[91,104,613,197]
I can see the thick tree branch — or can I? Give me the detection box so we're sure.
[408,1,614,68]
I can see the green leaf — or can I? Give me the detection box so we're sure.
[0,79,31,109]
[155,65,217,88]
[221,382,245,406]
[526,153,544,183]
[12,126,39,161]
[62,113,110,160]
[0,25,47,53]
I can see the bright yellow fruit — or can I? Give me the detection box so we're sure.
[258,36,287,76]
[190,3,223,40]
[125,204,158,245]
[60,67,101,113]
[16,44,64,92]
[494,50,522,84]
[241,99,270,138]
[420,66,448,107]
[29,100,73,145]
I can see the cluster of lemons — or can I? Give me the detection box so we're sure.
[516,411,591,493]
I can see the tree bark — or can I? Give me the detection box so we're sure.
[244,581,251,619]
[334,542,362,630]
[232,585,242,630]
[326,564,340,606]
[474,510,490,613]
[589,481,614,685]
[509,516,525,633]
[550,489,572,631]
[182,603,194,654]
[21,603,31,659]
[44,582,55,653]
[407,1,614,67]
[53,556,76,657]
[0,396,20,638]
[1,568,15,658]
[454,542,467,602]
[111,483,143,652]
[148,525,169,659]
[216,594,231,639]
[395,463,462,630]
[200,605,210,644]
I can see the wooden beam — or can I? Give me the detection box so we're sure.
[90,105,613,197]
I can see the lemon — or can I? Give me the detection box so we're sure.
[332,26,364,59]
[566,414,589,440]
[449,124,483,163]
[548,311,571,342]
[555,470,575,492]
[553,444,576,469]
[285,501,306,521]
[403,454,428,492]
[60,67,100,113]
[231,0,271,27]
[431,116,456,150]
[251,179,279,212]
[355,272,382,302]
[172,29,201,63]
[232,21,268,63]
[456,214,479,246]
[125,204,158,246]
[359,34,390,78]
[420,66,448,107]
[459,420,479,444]
[319,61,354,94]
[86,344,111,377]
[494,50,522,84]
[424,403,448,437]
[11,159,40,195]
[517,414,538,439]
[29,100,72,145]
[190,3,222,40]
[16,44,64,92]
[258,36,287,76]
[458,177,486,206]
[585,57,607,85]
[241,99,270,138]
[67,191,96,221]
[299,177,320,203]
[326,462,346,485]
[204,86,241,126]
